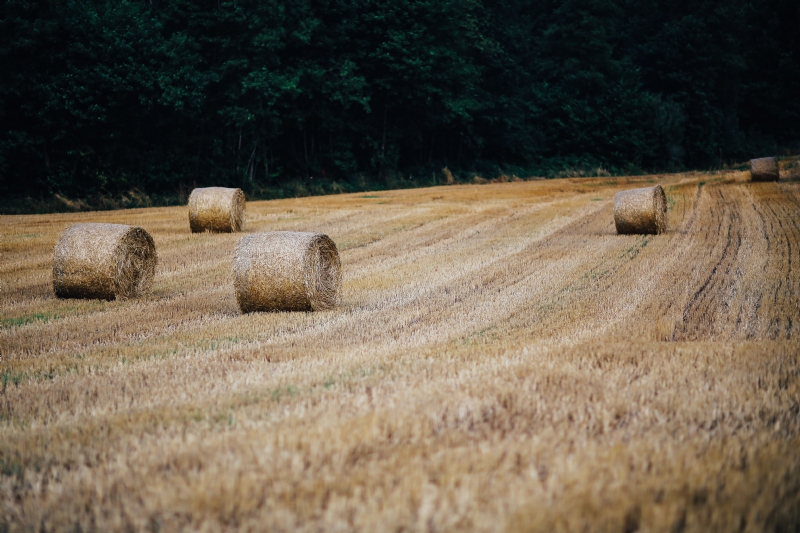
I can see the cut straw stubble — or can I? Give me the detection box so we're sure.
[52,222,157,300]
[233,231,341,313]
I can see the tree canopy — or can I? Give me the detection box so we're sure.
[2,0,799,199]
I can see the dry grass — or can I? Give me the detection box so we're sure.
[1,171,799,532]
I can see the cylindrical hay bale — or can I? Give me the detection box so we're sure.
[188,187,246,233]
[233,231,341,313]
[614,184,668,235]
[53,223,157,300]
[750,157,779,182]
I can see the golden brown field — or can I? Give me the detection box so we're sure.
[1,169,799,532]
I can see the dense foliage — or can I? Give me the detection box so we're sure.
[2,0,799,199]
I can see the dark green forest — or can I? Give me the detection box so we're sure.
[2,0,799,206]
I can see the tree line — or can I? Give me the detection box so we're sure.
[2,0,799,201]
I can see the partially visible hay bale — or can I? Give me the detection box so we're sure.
[614,184,668,235]
[53,223,157,300]
[750,157,780,182]
[442,167,455,184]
[188,187,246,233]
[233,231,341,313]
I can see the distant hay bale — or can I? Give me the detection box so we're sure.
[53,223,157,300]
[614,184,668,235]
[750,157,779,182]
[188,187,245,233]
[442,167,455,184]
[233,231,341,313]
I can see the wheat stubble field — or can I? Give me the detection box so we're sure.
[1,170,799,532]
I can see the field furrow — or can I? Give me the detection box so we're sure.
[1,172,799,532]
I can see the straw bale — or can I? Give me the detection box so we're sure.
[188,187,246,233]
[53,223,157,300]
[750,157,779,182]
[233,231,341,313]
[613,184,668,235]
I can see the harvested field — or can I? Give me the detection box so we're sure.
[1,170,799,532]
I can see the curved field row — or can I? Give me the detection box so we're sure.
[1,171,798,532]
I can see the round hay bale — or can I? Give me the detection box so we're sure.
[613,184,668,235]
[750,157,779,182]
[233,231,341,313]
[188,187,246,233]
[53,223,157,300]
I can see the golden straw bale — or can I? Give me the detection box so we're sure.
[233,231,341,313]
[750,157,780,182]
[53,223,157,300]
[188,187,246,233]
[613,184,668,235]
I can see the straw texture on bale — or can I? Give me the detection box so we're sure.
[53,223,157,300]
[188,187,246,233]
[233,231,341,313]
[613,184,668,235]
[750,157,780,182]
